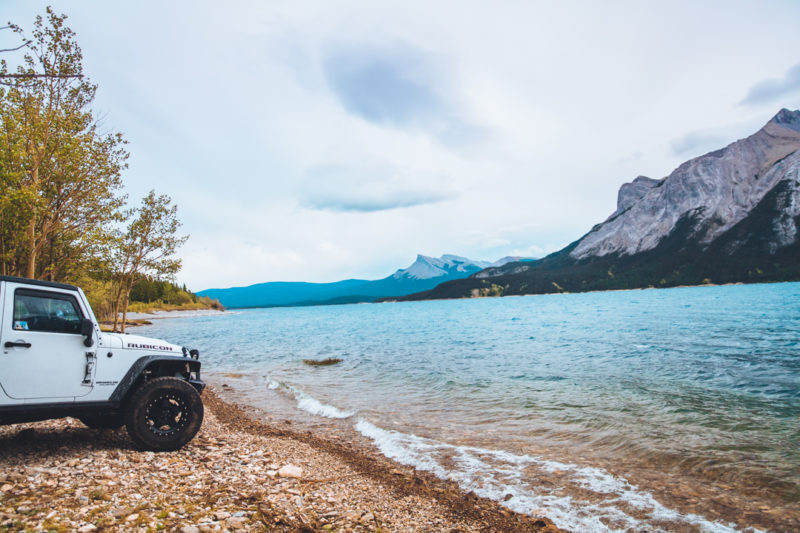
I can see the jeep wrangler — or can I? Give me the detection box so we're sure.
[0,276,205,451]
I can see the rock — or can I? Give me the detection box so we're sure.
[226,516,247,529]
[125,513,139,522]
[278,464,303,479]
[78,525,97,532]
[360,512,375,524]
[214,510,231,520]
[180,526,200,533]
[614,175,660,215]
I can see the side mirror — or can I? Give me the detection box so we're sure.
[81,318,95,347]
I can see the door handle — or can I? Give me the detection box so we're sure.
[4,341,31,348]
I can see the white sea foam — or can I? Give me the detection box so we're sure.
[295,395,354,419]
[265,379,354,419]
[355,419,754,533]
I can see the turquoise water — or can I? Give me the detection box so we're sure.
[138,283,800,532]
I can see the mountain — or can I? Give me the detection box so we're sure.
[392,254,490,280]
[398,109,800,301]
[198,254,533,308]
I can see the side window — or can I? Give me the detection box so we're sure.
[13,289,84,334]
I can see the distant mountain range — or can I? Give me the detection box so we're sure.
[198,254,534,308]
[397,108,800,301]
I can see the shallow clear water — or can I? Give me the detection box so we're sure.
[138,283,800,532]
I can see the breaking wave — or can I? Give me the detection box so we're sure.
[266,379,354,419]
[355,419,753,533]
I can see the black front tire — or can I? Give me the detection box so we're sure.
[80,413,124,430]
[124,377,204,451]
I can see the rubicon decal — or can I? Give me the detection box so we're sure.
[126,343,175,351]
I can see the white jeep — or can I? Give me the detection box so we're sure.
[0,276,204,451]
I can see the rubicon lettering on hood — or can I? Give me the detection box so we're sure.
[126,343,175,351]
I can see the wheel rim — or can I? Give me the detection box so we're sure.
[144,392,190,437]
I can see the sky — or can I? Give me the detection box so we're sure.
[3,1,800,290]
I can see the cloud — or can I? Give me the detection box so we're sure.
[321,42,485,146]
[670,130,730,157]
[300,164,456,212]
[741,63,800,106]
[305,189,453,212]
[323,43,441,127]
[508,243,562,259]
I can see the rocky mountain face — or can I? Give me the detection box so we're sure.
[401,109,800,301]
[573,108,800,259]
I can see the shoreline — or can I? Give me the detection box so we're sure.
[124,308,227,321]
[0,387,562,532]
[99,308,227,331]
[215,374,800,533]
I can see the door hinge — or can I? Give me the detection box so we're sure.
[82,351,96,385]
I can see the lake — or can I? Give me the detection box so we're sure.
[137,282,800,532]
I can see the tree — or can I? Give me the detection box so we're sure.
[112,191,188,332]
[0,8,126,280]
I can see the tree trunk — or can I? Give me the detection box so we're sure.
[120,290,130,334]
[120,277,135,334]
[25,167,39,279]
[25,216,37,278]
[112,281,124,332]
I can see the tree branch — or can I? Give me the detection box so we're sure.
[0,40,31,52]
[0,73,83,79]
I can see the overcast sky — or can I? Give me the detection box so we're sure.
[4,1,800,289]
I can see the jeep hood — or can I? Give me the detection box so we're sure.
[101,332,183,355]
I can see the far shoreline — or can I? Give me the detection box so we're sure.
[100,307,226,331]
[202,278,798,312]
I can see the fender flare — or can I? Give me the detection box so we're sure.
[109,355,203,403]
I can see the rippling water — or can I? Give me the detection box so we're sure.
[138,283,800,532]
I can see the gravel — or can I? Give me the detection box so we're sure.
[0,387,563,532]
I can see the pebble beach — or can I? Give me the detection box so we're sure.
[0,388,562,533]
